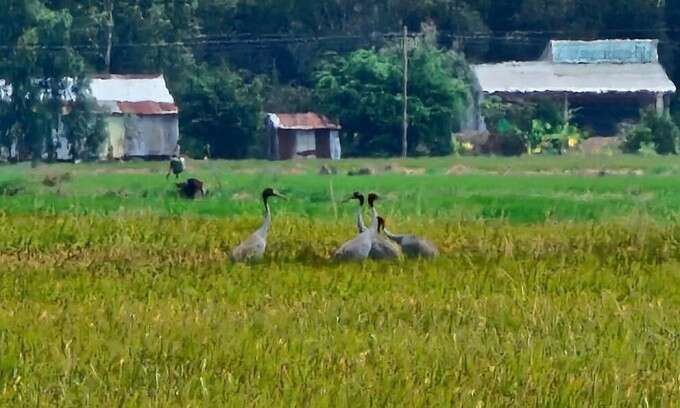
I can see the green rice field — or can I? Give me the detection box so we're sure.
[0,156,679,406]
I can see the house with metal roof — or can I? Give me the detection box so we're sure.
[266,113,341,160]
[0,74,179,161]
[470,39,677,135]
[88,74,179,159]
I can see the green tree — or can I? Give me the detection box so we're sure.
[177,64,265,159]
[0,0,96,160]
[314,43,470,156]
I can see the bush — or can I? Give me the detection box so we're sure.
[481,97,578,155]
[623,109,680,154]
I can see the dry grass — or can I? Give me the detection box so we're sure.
[0,215,678,406]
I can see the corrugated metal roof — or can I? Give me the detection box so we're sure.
[544,39,658,64]
[116,101,177,115]
[473,61,676,94]
[90,74,175,104]
[267,113,341,130]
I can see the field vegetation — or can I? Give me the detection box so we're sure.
[0,157,679,405]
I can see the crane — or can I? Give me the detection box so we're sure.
[343,191,366,233]
[334,193,381,262]
[230,188,286,262]
[383,227,439,259]
[365,193,402,260]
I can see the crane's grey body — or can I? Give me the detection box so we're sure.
[360,195,402,260]
[230,189,283,263]
[230,215,270,262]
[384,229,439,259]
[334,206,379,262]
[357,214,402,260]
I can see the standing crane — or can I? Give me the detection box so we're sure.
[230,188,286,262]
[166,156,185,179]
[334,193,381,262]
[365,193,402,260]
[344,191,366,233]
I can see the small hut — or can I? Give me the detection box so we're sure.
[89,74,179,159]
[266,113,341,160]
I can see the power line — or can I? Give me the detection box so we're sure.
[5,26,680,51]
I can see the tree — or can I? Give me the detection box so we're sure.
[62,79,107,160]
[314,42,470,156]
[177,64,265,159]
[0,0,95,160]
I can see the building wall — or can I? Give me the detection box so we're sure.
[277,129,297,160]
[104,116,126,159]
[315,130,331,158]
[123,115,179,157]
[274,129,341,160]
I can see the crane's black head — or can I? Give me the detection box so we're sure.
[262,187,286,201]
[377,216,386,232]
[367,193,380,207]
[344,191,364,206]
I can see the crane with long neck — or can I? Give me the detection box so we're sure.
[344,192,367,233]
[334,194,382,262]
[366,193,402,260]
[230,188,286,262]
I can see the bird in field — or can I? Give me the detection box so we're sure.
[334,212,382,262]
[364,193,402,260]
[344,191,367,233]
[167,156,185,179]
[230,188,286,263]
[176,178,206,199]
[383,219,439,259]
[365,192,437,258]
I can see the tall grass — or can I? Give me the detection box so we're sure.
[0,215,678,406]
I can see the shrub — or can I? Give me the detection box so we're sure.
[623,109,680,154]
[481,97,583,155]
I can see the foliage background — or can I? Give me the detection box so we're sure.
[2,0,679,158]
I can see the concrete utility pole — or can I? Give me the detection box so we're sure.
[402,25,409,158]
[104,0,114,73]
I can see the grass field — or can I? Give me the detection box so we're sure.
[0,156,679,406]
[1,154,680,222]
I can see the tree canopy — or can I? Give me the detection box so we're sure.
[1,0,679,158]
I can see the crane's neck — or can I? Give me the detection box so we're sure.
[368,212,380,237]
[368,202,378,228]
[356,200,367,233]
[257,196,272,237]
[383,228,404,244]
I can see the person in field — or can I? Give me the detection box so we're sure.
[167,155,185,179]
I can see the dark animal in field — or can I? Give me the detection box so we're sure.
[230,188,286,262]
[176,178,206,199]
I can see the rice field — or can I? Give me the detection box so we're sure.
[0,157,679,406]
